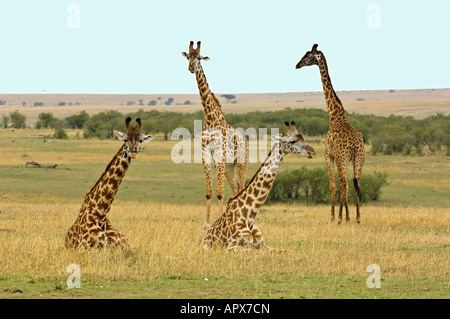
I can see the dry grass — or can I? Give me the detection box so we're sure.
[0,201,448,285]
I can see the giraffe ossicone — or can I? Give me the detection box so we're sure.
[64,117,153,249]
[202,121,316,251]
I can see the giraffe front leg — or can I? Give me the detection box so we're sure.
[215,162,226,216]
[106,229,130,247]
[251,225,266,250]
[325,153,336,223]
[202,161,213,229]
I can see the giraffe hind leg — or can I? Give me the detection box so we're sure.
[225,163,239,195]
[353,153,364,224]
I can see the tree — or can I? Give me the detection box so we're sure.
[2,114,10,128]
[9,110,26,128]
[164,98,174,106]
[0,100,6,106]
[148,100,157,106]
[65,110,90,129]
[184,100,192,105]
[138,99,144,106]
[221,94,236,103]
[36,112,58,129]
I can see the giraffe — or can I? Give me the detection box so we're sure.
[202,121,316,251]
[65,117,153,249]
[296,44,365,224]
[182,41,248,229]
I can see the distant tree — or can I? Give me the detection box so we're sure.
[138,99,144,106]
[22,102,26,107]
[2,114,10,128]
[164,98,174,106]
[126,100,136,106]
[184,100,192,105]
[221,94,236,103]
[9,110,26,128]
[57,102,66,106]
[65,110,90,129]
[157,97,162,105]
[34,102,44,107]
[0,100,6,106]
[148,100,158,106]
[36,112,58,129]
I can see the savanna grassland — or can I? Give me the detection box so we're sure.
[0,126,448,299]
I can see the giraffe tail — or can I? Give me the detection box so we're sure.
[353,178,362,201]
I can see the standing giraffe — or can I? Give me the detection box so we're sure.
[296,44,365,224]
[182,41,248,229]
[65,117,153,248]
[202,122,316,250]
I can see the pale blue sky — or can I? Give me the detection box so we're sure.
[0,0,449,94]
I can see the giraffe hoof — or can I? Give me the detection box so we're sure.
[203,222,210,230]
[336,220,342,225]
[357,219,361,224]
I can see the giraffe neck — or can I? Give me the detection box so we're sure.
[317,53,347,123]
[231,143,286,221]
[84,144,131,218]
[194,64,224,126]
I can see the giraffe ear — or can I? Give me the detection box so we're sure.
[141,135,154,143]
[181,52,188,58]
[199,55,210,61]
[114,130,126,141]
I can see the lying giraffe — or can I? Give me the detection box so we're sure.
[202,121,316,251]
[182,41,248,229]
[65,117,153,249]
[296,44,365,224]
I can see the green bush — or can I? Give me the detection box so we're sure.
[9,110,26,128]
[54,128,68,139]
[268,167,388,205]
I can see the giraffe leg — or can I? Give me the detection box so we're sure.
[106,229,130,247]
[216,162,226,216]
[353,151,365,224]
[325,152,336,223]
[105,220,129,247]
[236,162,248,192]
[336,162,350,224]
[202,161,213,229]
[236,140,248,192]
[251,225,266,249]
[225,163,239,195]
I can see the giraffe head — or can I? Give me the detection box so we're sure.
[114,117,153,159]
[181,41,210,74]
[295,44,322,69]
[274,121,316,158]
